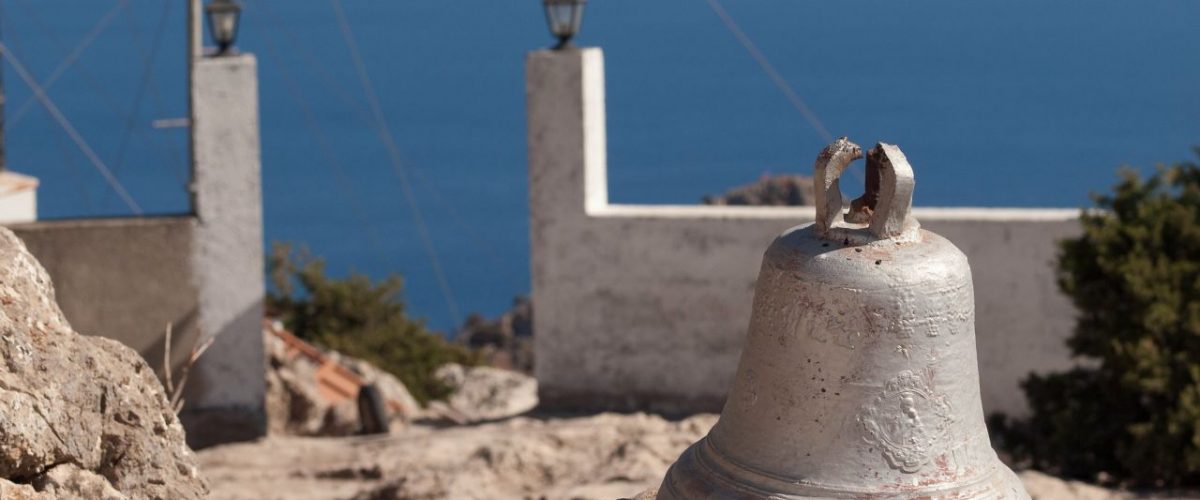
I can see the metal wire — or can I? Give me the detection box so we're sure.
[703,0,833,143]
[256,11,397,274]
[703,0,864,182]
[252,0,513,275]
[0,42,143,215]
[6,0,124,129]
[101,0,181,211]
[329,0,463,327]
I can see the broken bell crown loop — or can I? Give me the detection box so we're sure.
[814,137,919,243]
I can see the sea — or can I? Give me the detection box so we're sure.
[5,0,1199,332]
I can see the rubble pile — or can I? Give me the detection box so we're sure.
[265,323,537,433]
[264,324,421,436]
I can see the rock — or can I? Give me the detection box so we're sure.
[625,488,659,500]
[33,464,126,500]
[0,479,51,500]
[433,363,537,422]
[199,412,717,500]
[198,411,1162,500]
[1019,470,1128,500]
[703,174,815,206]
[0,228,207,498]
[457,297,533,373]
[265,325,422,436]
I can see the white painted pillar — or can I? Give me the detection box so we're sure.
[0,171,37,224]
[526,47,608,221]
[526,47,610,405]
[180,53,266,448]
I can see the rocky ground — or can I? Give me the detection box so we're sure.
[218,319,1190,500]
[197,409,1167,500]
[198,412,712,500]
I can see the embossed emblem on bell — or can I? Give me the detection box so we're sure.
[655,138,1029,499]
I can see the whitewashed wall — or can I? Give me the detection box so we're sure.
[527,48,1080,418]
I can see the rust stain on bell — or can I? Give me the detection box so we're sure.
[656,139,1029,499]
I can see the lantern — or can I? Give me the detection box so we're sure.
[206,0,242,55]
[543,0,585,50]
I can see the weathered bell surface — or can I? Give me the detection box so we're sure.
[656,139,1028,499]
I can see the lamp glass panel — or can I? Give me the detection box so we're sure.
[545,4,576,37]
[569,4,584,35]
[211,11,238,45]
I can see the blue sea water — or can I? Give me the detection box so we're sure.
[5,0,1200,331]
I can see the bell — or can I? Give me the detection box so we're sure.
[656,139,1028,499]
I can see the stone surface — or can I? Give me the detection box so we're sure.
[1018,471,1124,500]
[0,228,207,498]
[198,411,1149,500]
[33,464,127,500]
[200,412,715,500]
[434,363,538,423]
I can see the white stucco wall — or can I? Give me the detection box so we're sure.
[527,48,1080,418]
[0,171,38,224]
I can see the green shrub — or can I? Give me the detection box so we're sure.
[266,244,479,404]
[998,154,1200,486]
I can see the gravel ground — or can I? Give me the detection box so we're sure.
[194,412,1193,500]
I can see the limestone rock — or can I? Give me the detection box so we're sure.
[1018,470,1127,500]
[433,363,537,422]
[0,228,206,498]
[0,479,51,500]
[33,464,126,500]
[703,174,815,206]
[198,411,1150,500]
[199,412,717,500]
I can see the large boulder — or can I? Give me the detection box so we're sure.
[433,363,537,423]
[0,228,207,498]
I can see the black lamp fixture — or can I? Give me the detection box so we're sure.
[205,0,242,55]
[543,0,585,50]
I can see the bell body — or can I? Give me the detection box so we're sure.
[657,223,1028,499]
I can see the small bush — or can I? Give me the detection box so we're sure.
[267,244,479,404]
[999,154,1200,486]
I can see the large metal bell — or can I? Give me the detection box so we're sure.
[656,139,1028,499]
